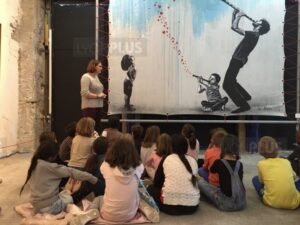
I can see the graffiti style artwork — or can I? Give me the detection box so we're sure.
[108,0,285,116]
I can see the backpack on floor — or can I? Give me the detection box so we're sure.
[221,159,246,210]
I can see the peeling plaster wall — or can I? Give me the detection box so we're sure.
[0,0,47,157]
[16,0,47,153]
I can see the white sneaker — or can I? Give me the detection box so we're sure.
[70,209,99,225]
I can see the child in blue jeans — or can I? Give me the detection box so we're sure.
[198,134,246,211]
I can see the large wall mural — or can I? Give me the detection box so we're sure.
[108,0,285,116]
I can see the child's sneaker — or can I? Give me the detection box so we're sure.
[70,209,99,225]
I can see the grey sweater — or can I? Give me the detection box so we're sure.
[80,73,104,109]
[29,160,97,210]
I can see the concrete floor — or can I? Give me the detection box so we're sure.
[0,152,299,225]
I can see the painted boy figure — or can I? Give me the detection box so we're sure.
[196,73,228,112]
[223,9,270,113]
[121,54,136,111]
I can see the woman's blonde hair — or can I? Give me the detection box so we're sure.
[76,117,95,137]
[258,136,279,158]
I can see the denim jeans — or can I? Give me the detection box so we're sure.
[252,175,300,198]
[39,190,73,215]
[198,167,209,182]
[198,179,245,211]
[252,176,264,199]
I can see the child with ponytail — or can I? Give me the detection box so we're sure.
[181,124,200,160]
[148,134,199,215]
[20,141,97,215]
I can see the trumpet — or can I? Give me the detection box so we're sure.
[192,74,210,83]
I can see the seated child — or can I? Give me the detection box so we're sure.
[39,131,57,143]
[287,129,300,176]
[70,134,144,225]
[131,123,144,155]
[140,126,160,177]
[198,134,246,211]
[198,129,227,186]
[71,136,108,204]
[101,115,122,148]
[20,141,97,215]
[181,124,200,160]
[68,117,96,169]
[59,121,77,163]
[148,134,199,215]
[146,133,172,179]
[252,136,300,209]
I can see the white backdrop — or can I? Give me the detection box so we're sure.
[0,0,20,156]
[108,0,285,116]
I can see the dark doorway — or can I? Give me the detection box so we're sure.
[52,0,108,142]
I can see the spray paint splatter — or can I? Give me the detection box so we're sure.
[154,2,193,75]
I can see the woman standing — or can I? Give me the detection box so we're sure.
[81,59,106,132]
